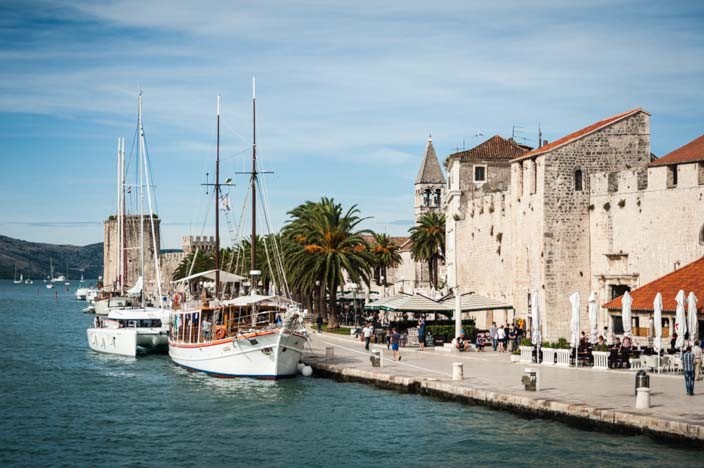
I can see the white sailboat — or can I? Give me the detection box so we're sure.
[46,260,55,289]
[88,93,168,357]
[169,89,307,378]
[13,267,22,284]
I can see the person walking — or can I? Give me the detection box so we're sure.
[316,315,323,333]
[417,318,426,351]
[489,322,498,351]
[497,325,506,352]
[363,322,373,351]
[389,328,401,361]
[683,346,696,396]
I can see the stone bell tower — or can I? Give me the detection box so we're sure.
[414,135,446,220]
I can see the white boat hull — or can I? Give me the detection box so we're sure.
[169,330,307,379]
[87,327,168,357]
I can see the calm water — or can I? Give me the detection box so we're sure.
[0,280,700,467]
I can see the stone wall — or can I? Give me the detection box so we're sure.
[590,162,704,327]
[103,215,161,293]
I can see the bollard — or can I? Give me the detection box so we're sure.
[635,370,649,396]
[452,362,464,380]
[370,349,382,367]
[521,368,539,391]
[635,387,650,409]
[325,346,335,361]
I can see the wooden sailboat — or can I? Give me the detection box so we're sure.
[168,86,307,378]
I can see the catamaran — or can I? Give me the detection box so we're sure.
[169,87,307,378]
[88,93,169,357]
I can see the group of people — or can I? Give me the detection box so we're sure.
[361,322,402,361]
[488,322,523,352]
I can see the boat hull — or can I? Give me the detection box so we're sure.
[169,330,306,378]
[87,327,168,357]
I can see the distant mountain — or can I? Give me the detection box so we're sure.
[0,235,103,280]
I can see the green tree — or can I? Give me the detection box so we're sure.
[409,212,446,290]
[172,250,215,281]
[370,233,402,286]
[282,197,373,329]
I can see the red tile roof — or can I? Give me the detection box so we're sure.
[446,135,529,166]
[511,108,649,163]
[602,256,704,313]
[649,134,704,167]
[361,235,410,248]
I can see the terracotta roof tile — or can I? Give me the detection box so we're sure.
[649,134,704,167]
[602,256,704,313]
[511,108,649,163]
[445,135,529,166]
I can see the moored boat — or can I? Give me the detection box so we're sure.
[87,308,170,357]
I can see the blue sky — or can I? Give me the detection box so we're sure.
[1,0,703,248]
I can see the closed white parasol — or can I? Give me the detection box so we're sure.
[675,289,686,350]
[588,292,598,345]
[621,291,633,338]
[653,293,663,354]
[531,290,541,346]
[569,292,580,349]
[688,292,699,345]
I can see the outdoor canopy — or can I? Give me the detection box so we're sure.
[172,269,246,284]
[364,292,513,316]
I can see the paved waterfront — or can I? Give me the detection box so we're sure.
[304,331,704,442]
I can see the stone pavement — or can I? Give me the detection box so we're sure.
[303,331,704,442]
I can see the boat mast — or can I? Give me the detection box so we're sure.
[251,78,257,278]
[215,95,221,298]
[116,137,122,292]
[121,137,127,293]
[138,92,145,307]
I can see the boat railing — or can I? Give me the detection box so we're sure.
[171,307,280,345]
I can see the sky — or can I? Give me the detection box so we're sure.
[1,0,703,249]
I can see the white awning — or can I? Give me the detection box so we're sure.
[439,293,513,312]
[172,269,246,284]
[222,294,294,307]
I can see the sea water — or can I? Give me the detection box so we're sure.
[0,280,700,467]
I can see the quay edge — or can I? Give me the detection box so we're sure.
[309,362,704,445]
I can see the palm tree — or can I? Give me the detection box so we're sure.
[409,212,446,290]
[172,250,215,280]
[283,197,373,329]
[370,233,402,286]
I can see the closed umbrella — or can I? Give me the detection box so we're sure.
[675,289,686,350]
[531,290,541,346]
[621,291,633,338]
[654,293,663,372]
[688,292,699,345]
[588,292,598,345]
[569,292,580,367]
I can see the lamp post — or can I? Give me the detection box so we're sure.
[380,275,385,298]
[315,279,321,320]
[351,283,359,326]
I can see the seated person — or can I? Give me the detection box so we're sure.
[456,335,470,352]
[621,336,632,350]
[475,334,486,351]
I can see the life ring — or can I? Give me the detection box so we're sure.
[173,293,181,305]
[215,327,226,340]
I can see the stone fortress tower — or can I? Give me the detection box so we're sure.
[103,214,161,292]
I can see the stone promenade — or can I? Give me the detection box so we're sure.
[303,331,704,443]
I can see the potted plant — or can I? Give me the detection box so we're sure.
[554,338,572,367]
[541,341,557,366]
[519,337,534,363]
[592,343,610,370]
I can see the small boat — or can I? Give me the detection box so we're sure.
[87,308,170,357]
[24,278,32,284]
[46,282,54,289]
[75,287,90,300]
[13,267,22,284]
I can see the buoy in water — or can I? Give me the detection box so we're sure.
[301,365,313,377]
[296,362,305,372]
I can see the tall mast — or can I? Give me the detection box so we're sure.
[116,137,121,291]
[251,77,257,275]
[138,92,145,307]
[121,137,127,292]
[214,95,221,298]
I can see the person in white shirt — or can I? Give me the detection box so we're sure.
[363,323,373,351]
[497,325,506,352]
[693,340,703,381]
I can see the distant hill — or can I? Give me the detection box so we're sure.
[0,235,103,280]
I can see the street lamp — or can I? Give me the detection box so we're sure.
[315,279,321,318]
[351,283,359,326]
[380,275,386,298]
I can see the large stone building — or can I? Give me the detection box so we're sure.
[446,108,704,340]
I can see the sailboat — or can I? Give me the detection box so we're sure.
[169,87,307,378]
[87,93,169,357]
[13,266,22,284]
[46,259,55,289]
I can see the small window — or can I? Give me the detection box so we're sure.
[474,165,487,183]
[530,160,537,195]
[667,165,678,187]
[423,189,431,206]
[698,162,704,185]
[699,224,704,245]
[434,189,441,206]
[574,169,583,192]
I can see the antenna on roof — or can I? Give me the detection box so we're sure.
[538,123,542,148]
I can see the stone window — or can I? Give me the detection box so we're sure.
[530,159,537,195]
[474,164,487,183]
[515,162,523,198]
[434,189,442,207]
[637,169,648,190]
[423,189,431,206]
[667,165,678,188]
[607,172,618,193]
[698,162,704,185]
[574,169,583,192]
[699,224,704,245]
